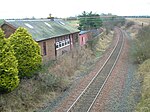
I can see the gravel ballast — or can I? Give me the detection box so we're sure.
[91,30,141,112]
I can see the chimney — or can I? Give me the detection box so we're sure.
[47,14,54,21]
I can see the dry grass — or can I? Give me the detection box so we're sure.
[130,24,150,112]
[136,59,150,112]
[95,32,113,52]
[125,20,142,39]
[0,30,113,112]
[0,78,59,112]
[67,20,79,28]
[0,48,94,112]
[126,18,150,26]
[49,47,95,79]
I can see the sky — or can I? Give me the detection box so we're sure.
[0,0,150,19]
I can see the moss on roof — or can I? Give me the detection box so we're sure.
[5,19,80,41]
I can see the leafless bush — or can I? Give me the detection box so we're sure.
[126,21,135,28]
[134,25,150,63]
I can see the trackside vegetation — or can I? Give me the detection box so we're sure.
[134,25,150,112]
[9,27,42,78]
[136,59,150,112]
[0,29,19,93]
[134,25,150,63]
[0,27,42,94]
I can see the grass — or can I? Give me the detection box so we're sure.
[127,23,150,112]
[66,20,79,28]
[136,59,150,112]
[126,18,150,26]
[0,30,113,112]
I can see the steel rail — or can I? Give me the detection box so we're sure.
[66,28,122,112]
[86,28,125,112]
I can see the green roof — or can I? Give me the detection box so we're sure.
[5,19,80,41]
[0,19,4,26]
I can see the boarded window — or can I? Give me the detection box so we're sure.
[43,42,47,55]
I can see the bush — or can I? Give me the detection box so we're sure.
[9,27,42,78]
[0,29,19,93]
[126,21,135,28]
[136,59,150,112]
[134,25,150,63]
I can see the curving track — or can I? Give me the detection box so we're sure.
[66,27,125,112]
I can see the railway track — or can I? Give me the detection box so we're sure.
[66,28,125,112]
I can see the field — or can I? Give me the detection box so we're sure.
[126,18,150,26]
[66,20,79,28]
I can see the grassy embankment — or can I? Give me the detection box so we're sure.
[135,25,150,112]
[136,59,150,112]
[128,20,150,112]
[0,25,113,112]
[126,18,150,26]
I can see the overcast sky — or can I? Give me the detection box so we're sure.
[0,0,150,19]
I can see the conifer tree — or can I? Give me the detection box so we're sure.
[78,11,103,30]
[0,29,19,93]
[9,27,42,78]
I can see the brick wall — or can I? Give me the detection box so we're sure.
[38,38,56,63]
[1,24,16,38]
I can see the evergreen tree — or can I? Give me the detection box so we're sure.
[9,27,42,78]
[78,11,103,30]
[0,29,19,93]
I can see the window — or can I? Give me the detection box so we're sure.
[65,40,67,45]
[62,40,65,46]
[82,37,84,42]
[44,22,52,28]
[58,21,65,25]
[55,36,70,50]
[43,42,47,55]
[66,38,70,44]
[24,23,34,29]
[59,41,62,47]
[56,42,59,49]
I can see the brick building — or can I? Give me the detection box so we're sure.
[79,30,91,46]
[1,19,80,62]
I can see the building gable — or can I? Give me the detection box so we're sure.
[1,23,16,38]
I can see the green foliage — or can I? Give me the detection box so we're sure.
[78,11,103,30]
[0,29,19,93]
[9,27,42,78]
[134,25,150,63]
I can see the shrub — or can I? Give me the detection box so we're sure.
[136,59,150,112]
[134,25,150,63]
[0,29,19,93]
[126,21,135,28]
[9,27,42,78]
